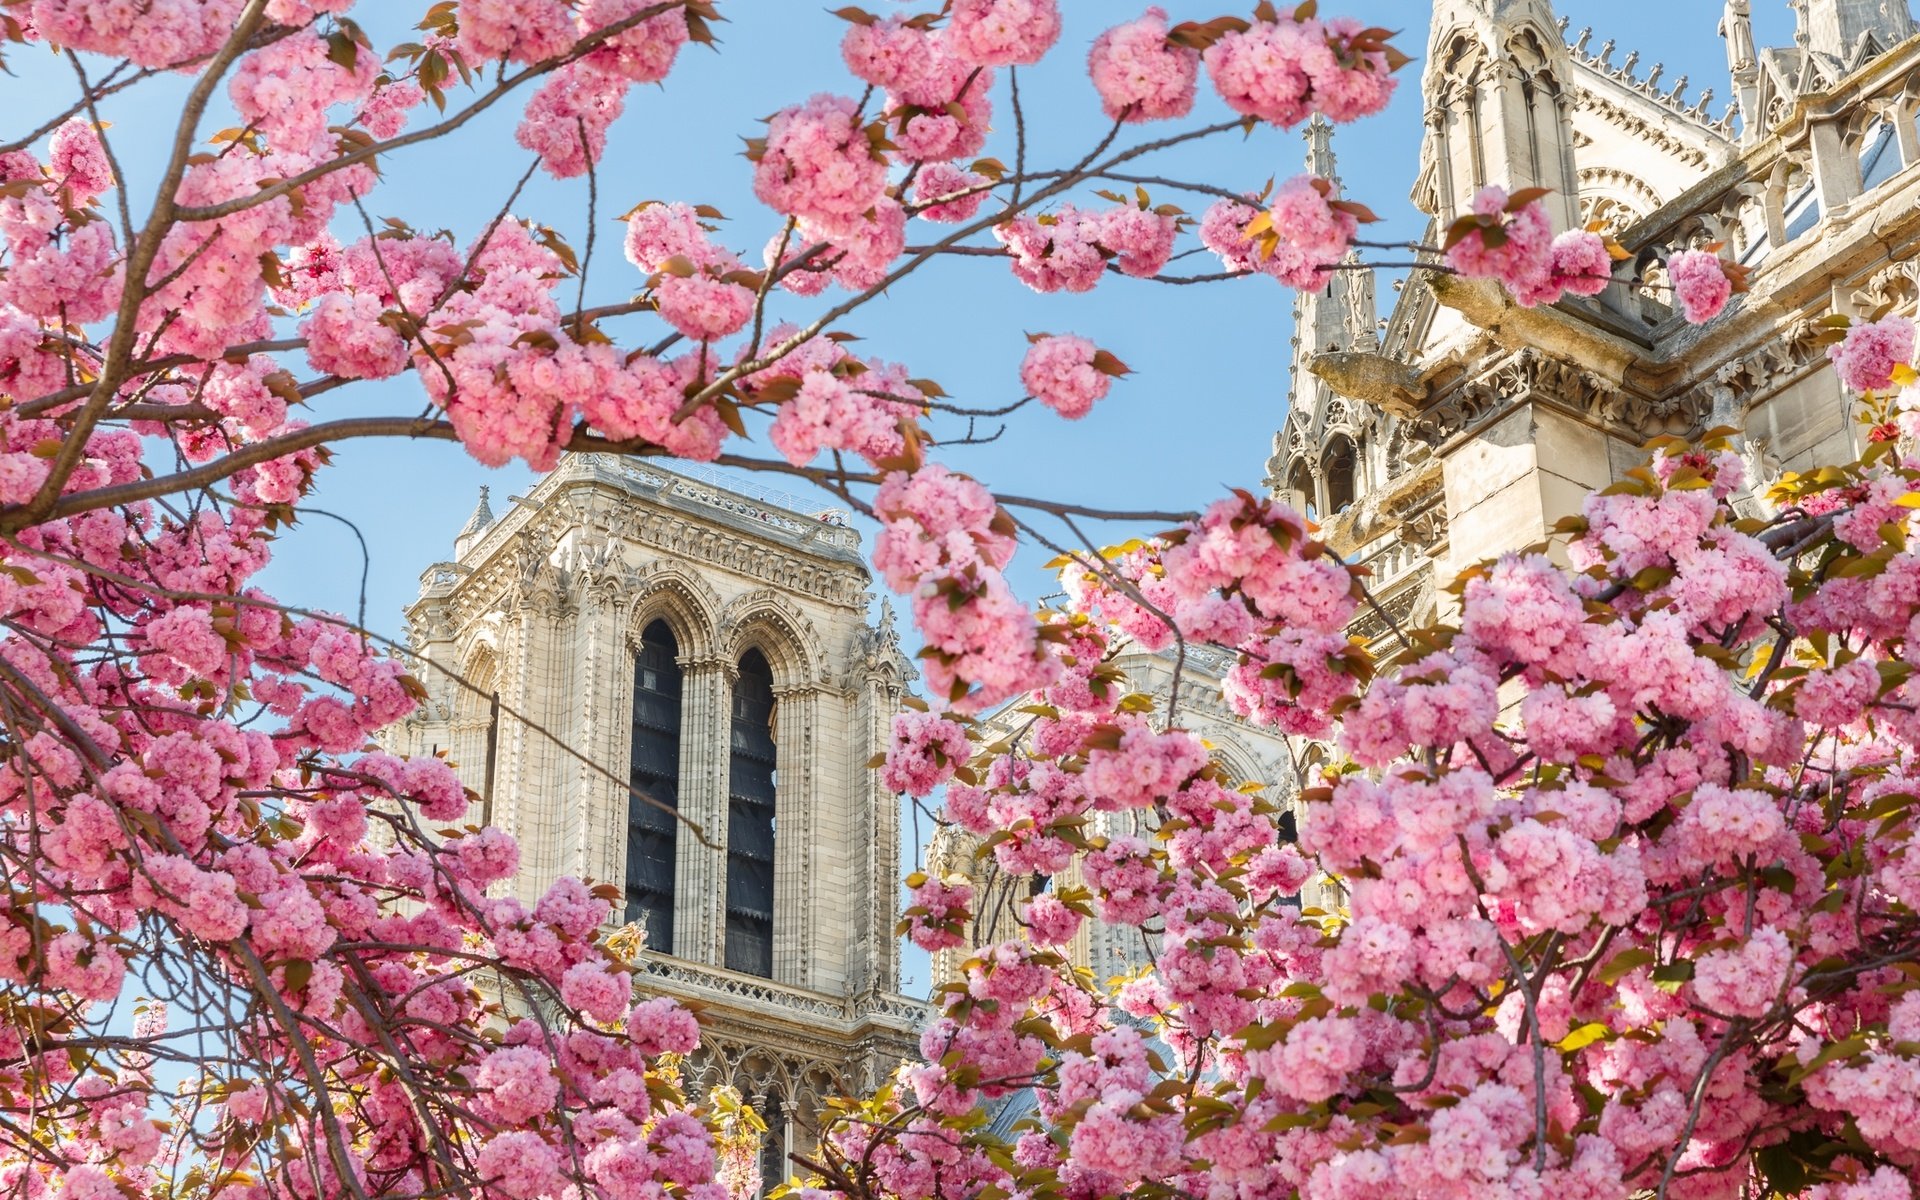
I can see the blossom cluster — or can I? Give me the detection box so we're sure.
[855,402,1920,1200]
[1441,186,1627,309]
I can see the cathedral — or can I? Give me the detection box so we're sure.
[1278,0,1919,645]
[394,456,925,1177]
[392,0,1920,1181]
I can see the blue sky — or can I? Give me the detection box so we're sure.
[9,0,1797,995]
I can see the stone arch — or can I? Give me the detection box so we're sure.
[1577,166,1660,233]
[718,591,825,690]
[625,564,723,662]
[448,633,502,792]
[1322,432,1360,514]
[1205,729,1274,793]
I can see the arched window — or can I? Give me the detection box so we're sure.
[627,621,682,954]
[726,649,777,977]
[1286,461,1317,520]
[1323,435,1358,514]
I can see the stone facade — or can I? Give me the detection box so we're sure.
[393,455,922,1167]
[1278,0,1920,652]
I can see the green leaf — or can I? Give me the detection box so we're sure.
[1596,947,1656,983]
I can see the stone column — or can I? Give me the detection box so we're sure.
[1439,401,1639,579]
[675,657,735,966]
[1808,117,1864,215]
[1893,98,1920,168]
[570,578,625,889]
[771,685,821,989]
[500,587,566,907]
[1764,160,1792,247]
[853,668,902,997]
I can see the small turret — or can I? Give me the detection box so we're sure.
[454,486,496,559]
[1270,118,1379,517]
[1420,0,1580,230]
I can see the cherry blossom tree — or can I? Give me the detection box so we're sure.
[0,1,1847,1199]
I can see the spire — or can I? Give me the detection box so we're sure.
[1304,113,1338,186]
[1796,0,1916,59]
[1277,117,1378,493]
[454,486,495,558]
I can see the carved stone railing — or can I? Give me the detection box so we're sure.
[1561,19,1739,138]
[457,453,864,569]
[416,561,469,599]
[610,458,862,553]
[1620,38,1920,272]
[636,955,926,1033]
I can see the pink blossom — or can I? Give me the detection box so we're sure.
[1548,229,1614,297]
[1020,335,1115,419]
[842,15,935,91]
[1021,893,1082,947]
[885,33,994,163]
[1262,1015,1363,1103]
[356,79,425,140]
[302,292,408,380]
[476,1131,561,1196]
[904,874,974,952]
[655,274,754,342]
[912,163,991,223]
[457,0,576,65]
[624,201,726,273]
[1829,316,1916,393]
[1690,926,1792,1018]
[474,1046,559,1125]
[993,205,1108,293]
[1203,16,1331,128]
[579,0,691,84]
[1088,9,1200,123]
[753,94,889,228]
[1262,175,1359,289]
[1445,187,1554,305]
[1667,249,1734,323]
[30,0,244,68]
[47,119,112,202]
[881,712,972,795]
[946,0,1061,68]
[1097,204,1178,279]
[516,61,630,179]
[1795,659,1879,728]
[560,961,634,1023]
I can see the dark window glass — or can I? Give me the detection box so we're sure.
[1324,436,1357,514]
[627,621,682,954]
[726,649,777,977]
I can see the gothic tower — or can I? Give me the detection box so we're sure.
[397,455,922,1174]
[1421,0,1580,230]
[1295,0,1918,651]
[1268,117,1381,522]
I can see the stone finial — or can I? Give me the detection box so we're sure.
[1304,114,1338,184]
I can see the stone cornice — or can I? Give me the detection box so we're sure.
[422,485,871,632]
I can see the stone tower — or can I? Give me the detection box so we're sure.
[1270,117,1382,523]
[396,455,922,1172]
[1287,1,1918,647]
[1423,0,1581,230]
[1797,0,1917,58]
